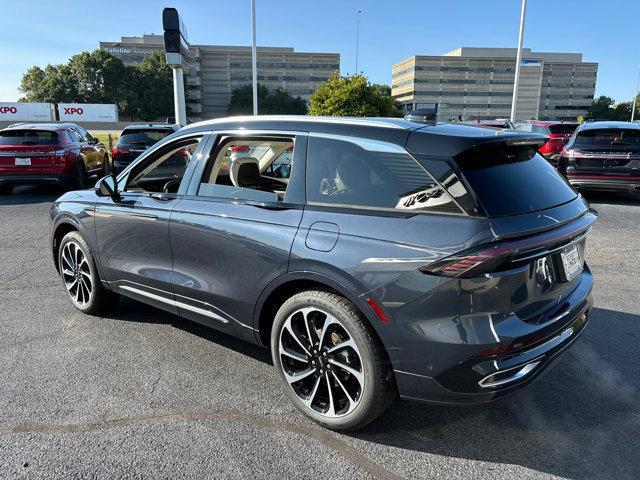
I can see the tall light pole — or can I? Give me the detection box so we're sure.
[251,0,258,115]
[510,0,527,122]
[355,9,363,74]
[631,65,640,122]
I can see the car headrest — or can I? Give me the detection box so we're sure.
[230,157,260,188]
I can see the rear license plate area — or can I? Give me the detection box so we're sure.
[557,244,583,282]
[15,158,31,166]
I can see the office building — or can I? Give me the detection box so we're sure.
[392,47,598,121]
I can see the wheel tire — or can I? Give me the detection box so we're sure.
[58,231,118,315]
[271,290,396,431]
[72,161,88,190]
[0,184,13,195]
[101,154,110,177]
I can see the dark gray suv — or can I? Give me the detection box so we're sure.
[50,116,595,431]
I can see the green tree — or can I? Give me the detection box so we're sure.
[308,73,400,117]
[227,84,307,115]
[586,96,616,120]
[131,50,174,121]
[18,49,173,121]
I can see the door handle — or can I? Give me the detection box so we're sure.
[150,193,173,201]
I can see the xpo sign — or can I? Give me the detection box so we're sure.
[57,103,118,122]
[0,102,55,121]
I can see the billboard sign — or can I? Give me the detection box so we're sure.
[57,103,118,122]
[0,102,55,121]
[521,59,542,67]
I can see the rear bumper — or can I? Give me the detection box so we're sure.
[0,173,74,187]
[395,267,593,405]
[567,173,640,192]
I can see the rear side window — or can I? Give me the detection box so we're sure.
[455,144,576,217]
[573,129,640,149]
[0,130,58,145]
[306,135,462,215]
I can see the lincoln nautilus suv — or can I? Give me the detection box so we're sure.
[50,116,595,431]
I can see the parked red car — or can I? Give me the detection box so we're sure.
[0,123,108,195]
[515,121,578,165]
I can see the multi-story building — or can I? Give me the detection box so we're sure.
[100,35,340,120]
[392,47,598,122]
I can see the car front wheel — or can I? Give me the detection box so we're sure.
[58,231,117,315]
[271,290,396,431]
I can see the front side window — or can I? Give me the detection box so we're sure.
[198,136,295,203]
[125,136,202,193]
[306,135,462,214]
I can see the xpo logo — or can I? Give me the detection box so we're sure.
[63,107,84,115]
[0,106,18,114]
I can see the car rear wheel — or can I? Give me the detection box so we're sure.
[72,161,88,190]
[101,154,110,177]
[271,290,396,431]
[58,231,118,315]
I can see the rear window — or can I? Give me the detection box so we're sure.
[0,130,59,145]
[548,124,578,135]
[455,144,577,217]
[118,129,172,146]
[573,129,640,149]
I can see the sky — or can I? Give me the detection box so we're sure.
[0,0,637,103]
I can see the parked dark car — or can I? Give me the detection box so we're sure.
[111,124,180,174]
[0,123,108,194]
[558,121,640,192]
[515,120,578,164]
[50,116,595,431]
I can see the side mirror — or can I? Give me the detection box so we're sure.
[95,174,119,199]
[87,137,99,145]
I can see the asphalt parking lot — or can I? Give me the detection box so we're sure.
[0,186,638,480]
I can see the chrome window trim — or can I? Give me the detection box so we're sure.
[190,115,406,130]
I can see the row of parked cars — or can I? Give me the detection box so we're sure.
[2,118,639,196]
[463,118,640,194]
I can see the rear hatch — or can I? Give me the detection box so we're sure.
[0,130,61,174]
[418,136,593,323]
[567,127,640,175]
[113,129,173,165]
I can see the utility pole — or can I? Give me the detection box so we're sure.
[251,0,258,115]
[510,0,527,122]
[355,10,363,74]
[163,8,188,126]
[631,65,640,122]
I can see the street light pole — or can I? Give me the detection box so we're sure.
[631,65,640,122]
[251,0,258,115]
[355,10,363,74]
[510,0,527,122]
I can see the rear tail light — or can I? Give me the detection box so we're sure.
[53,149,67,163]
[175,148,189,157]
[561,148,586,167]
[420,244,515,278]
[420,214,595,279]
[111,148,130,159]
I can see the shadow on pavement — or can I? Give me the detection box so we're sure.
[101,295,640,479]
[581,189,640,207]
[104,296,273,366]
[352,307,640,480]
[0,185,66,205]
